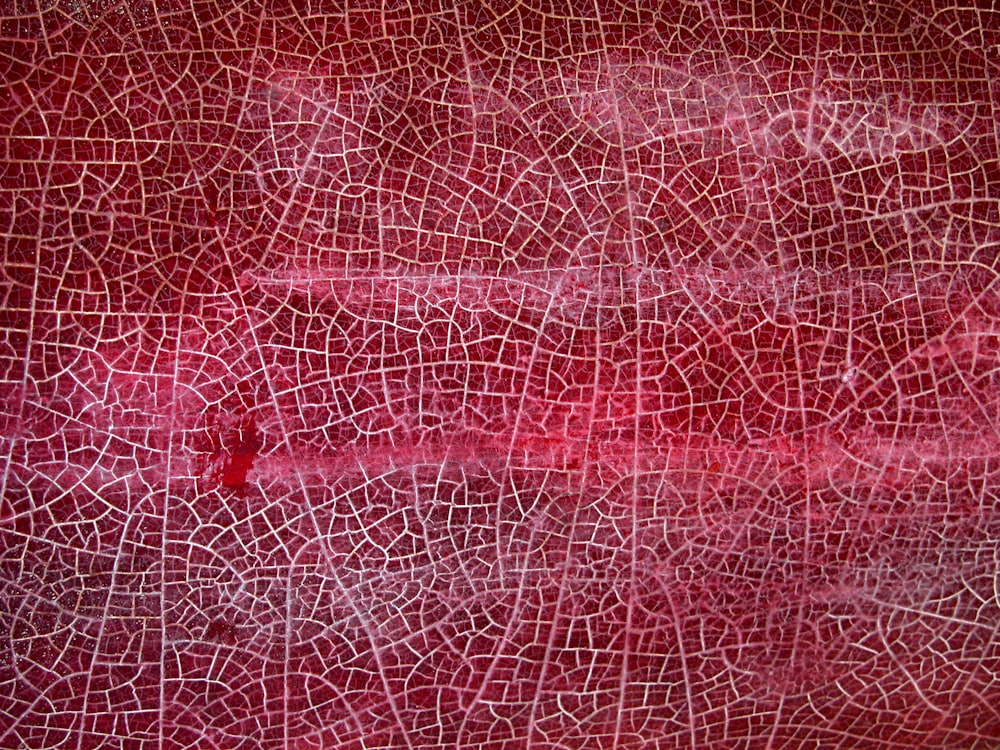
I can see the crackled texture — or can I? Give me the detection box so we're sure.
[2,1,1000,749]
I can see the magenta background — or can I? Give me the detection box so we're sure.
[2,1,999,748]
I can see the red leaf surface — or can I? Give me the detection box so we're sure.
[2,1,999,748]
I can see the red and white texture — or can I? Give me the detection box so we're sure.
[1,1,999,748]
